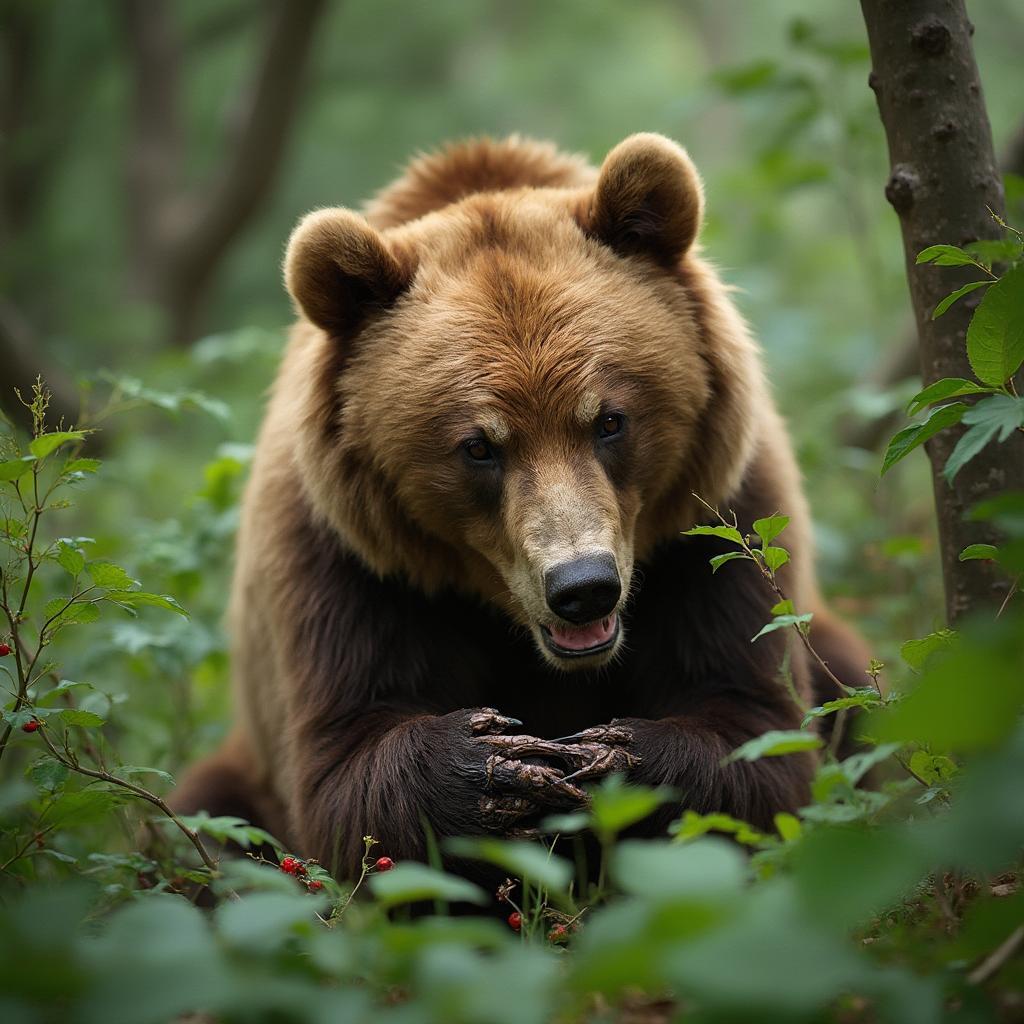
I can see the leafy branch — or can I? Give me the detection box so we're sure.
[882,224,1024,486]
[1,380,218,883]
[684,494,850,704]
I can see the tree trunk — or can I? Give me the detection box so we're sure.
[860,0,1024,623]
[841,113,1024,453]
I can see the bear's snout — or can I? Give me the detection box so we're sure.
[544,552,621,624]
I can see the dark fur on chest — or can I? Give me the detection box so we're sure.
[295,512,792,743]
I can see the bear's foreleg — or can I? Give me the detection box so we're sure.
[558,704,814,834]
[291,707,591,877]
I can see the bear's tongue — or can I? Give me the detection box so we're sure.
[547,614,617,651]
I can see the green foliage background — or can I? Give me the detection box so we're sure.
[2,2,1024,1021]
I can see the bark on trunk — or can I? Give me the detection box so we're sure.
[841,114,1024,452]
[860,0,1024,622]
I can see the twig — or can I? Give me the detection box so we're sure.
[32,723,231,888]
[968,924,1024,985]
[995,575,1020,619]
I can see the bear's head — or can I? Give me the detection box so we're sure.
[283,134,764,670]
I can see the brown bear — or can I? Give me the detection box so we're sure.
[172,133,868,877]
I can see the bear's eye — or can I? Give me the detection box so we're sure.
[464,438,494,462]
[597,413,624,439]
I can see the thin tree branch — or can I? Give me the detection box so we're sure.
[162,0,329,343]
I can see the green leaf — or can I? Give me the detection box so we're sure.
[28,757,69,793]
[969,491,1024,533]
[753,514,790,546]
[369,862,488,908]
[916,244,979,267]
[55,542,85,578]
[589,775,676,837]
[709,551,749,573]
[965,238,1024,265]
[29,431,87,459]
[63,457,101,475]
[966,263,1024,385]
[771,598,795,616]
[87,562,136,590]
[2,707,50,729]
[37,679,98,706]
[682,524,744,545]
[959,543,999,562]
[900,629,958,671]
[43,600,100,629]
[774,812,802,842]
[58,708,105,728]
[217,891,326,952]
[726,730,823,763]
[671,810,766,846]
[870,624,1024,752]
[751,612,813,642]
[445,837,571,894]
[101,375,231,424]
[836,743,902,787]
[917,244,978,268]
[931,281,990,319]
[175,813,281,850]
[0,455,37,481]
[801,689,883,727]
[761,546,790,572]
[613,838,747,898]
[906,378,992,416]
[881,402,967,475]
[909,750,958,786]
[116,765,175,785]
[2,517,26,539]
[538,811,591,835]
[943,395,1024,483]
[713,60,780,95]
[107,591,189,617]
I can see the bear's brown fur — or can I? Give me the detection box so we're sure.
[171,134,869,877]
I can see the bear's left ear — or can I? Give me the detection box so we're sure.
[583,133,704,267]
[284,208,413,336]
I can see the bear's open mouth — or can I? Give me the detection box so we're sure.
[541,613,620,658]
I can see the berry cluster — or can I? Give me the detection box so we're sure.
[278,855,323,892]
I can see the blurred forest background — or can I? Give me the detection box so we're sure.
[3,0,1024,769]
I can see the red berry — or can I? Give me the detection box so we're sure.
[21,719,39,733]
[374,856,394,872]
[548,925,568,943]
[508,912,522,932]
[308,879,323,891]
[280,856,300,874]
[0,643,11,657]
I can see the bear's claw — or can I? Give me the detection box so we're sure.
[552,723,635,746]
[468,708,524,735]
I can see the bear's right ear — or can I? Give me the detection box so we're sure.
[583,133,704,267]
[284,209,412,335]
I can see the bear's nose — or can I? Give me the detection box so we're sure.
[544,553,621,624]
